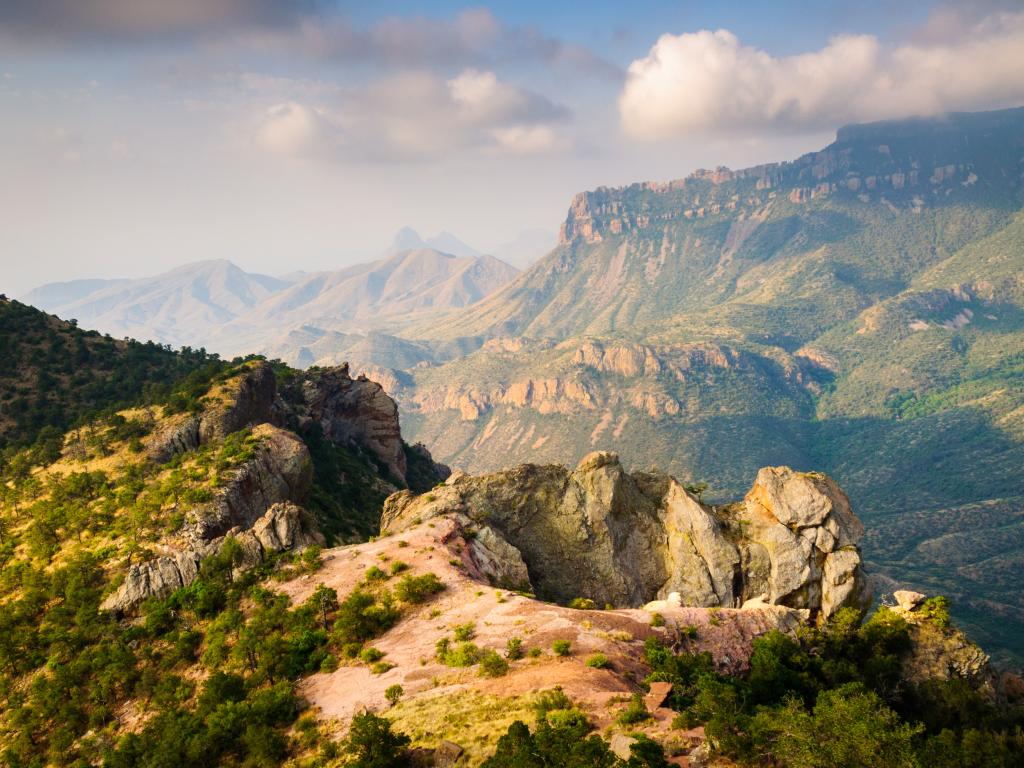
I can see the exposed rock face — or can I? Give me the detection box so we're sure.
[106,363,446,614]
[145,361,279,462]
[382,453,869,621]
[102,501,322,614]
[186,424,313,542]
[104,423,314,613]
[285,364,408,483]
[892,596,993,689]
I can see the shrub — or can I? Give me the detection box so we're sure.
[506,636,524,660]
[919,596,951,628]
[533,687,573,717]
[454,622,476,641]
[586,653,611,669]
[569,597,597,610]
[552,639,572,657]
[333,589,400,645]
[479,649,510,678]
[650,612,666,627]
[617,692,651,725]
[364,565,388,582]
[528,647,543,658]
[385,685,404,706]
[394,573,445,604]
[371,661,395,675]
[389,560,409,576]
[446,642,481,667]
[360,647,385,663]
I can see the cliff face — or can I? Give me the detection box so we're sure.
[103,361,446,614]
[381,452,869,621]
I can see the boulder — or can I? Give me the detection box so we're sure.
[610,734,638,761]
[894,589,926,612]
[382,456,869,620]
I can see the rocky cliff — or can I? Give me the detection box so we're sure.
[103,361,446,613]
[382,452,869,621]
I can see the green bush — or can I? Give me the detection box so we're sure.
[617,692,652,725]
[585,653,610,669]
[569,597,597,610]
[479,649,510,678]
[344,711,410,768]
[552,639,572,657]
[385,685,404,707]
[454,622,476,641]
[506,636,524,660]
[394,573,445,603]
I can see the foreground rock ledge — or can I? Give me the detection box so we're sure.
[382,452,870,621]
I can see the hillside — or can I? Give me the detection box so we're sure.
[385,107,1024,666]
[1,303,1022,767]
[0,298,221,460]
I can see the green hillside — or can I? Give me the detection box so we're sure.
[388,108,1024,666]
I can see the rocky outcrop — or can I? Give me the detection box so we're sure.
[186,424,313,542]
[102,425,314,614]
[145,361,279,462]
[382,453,869,621]
[102,501,322,614]
[891,595,993,689]
[284,364,407,483]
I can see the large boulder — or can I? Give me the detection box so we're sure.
[382,454,870,621]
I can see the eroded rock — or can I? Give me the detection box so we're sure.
[101,502,322,614]
[382,453,869,620]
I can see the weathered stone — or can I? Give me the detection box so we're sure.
[645,681,673,711]
[382,456,869,620]
[286,364,408,483]
[894,589,926,611]
[610,733,638,761]
[433,741,464,767]
[145,361,278,463]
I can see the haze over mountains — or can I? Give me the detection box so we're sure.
[19,107,1024,665]
[25,229,524,366]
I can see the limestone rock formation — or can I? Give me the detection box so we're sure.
[102,427,315,613]
[283,364,408,483]
[105,363,448,615]
[382,453,869,620]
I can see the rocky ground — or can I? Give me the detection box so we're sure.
[278,514,808,765]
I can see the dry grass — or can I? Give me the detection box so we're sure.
[386,690,536,764]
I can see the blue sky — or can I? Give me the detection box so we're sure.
[1,0,1022,295]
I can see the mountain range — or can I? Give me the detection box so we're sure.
[16,106,1024,666]
[25,240,521,366]
[383,107,1024,665]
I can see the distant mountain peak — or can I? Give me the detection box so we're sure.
[390,226,425,252]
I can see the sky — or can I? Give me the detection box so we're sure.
[2,0,1023,296]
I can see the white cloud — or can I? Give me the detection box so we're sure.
[620,8,1024,138]
[490,125,563,154]
[250,68,569,162]
[256,101,338,157]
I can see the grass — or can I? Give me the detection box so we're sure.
[387,691,537,764]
